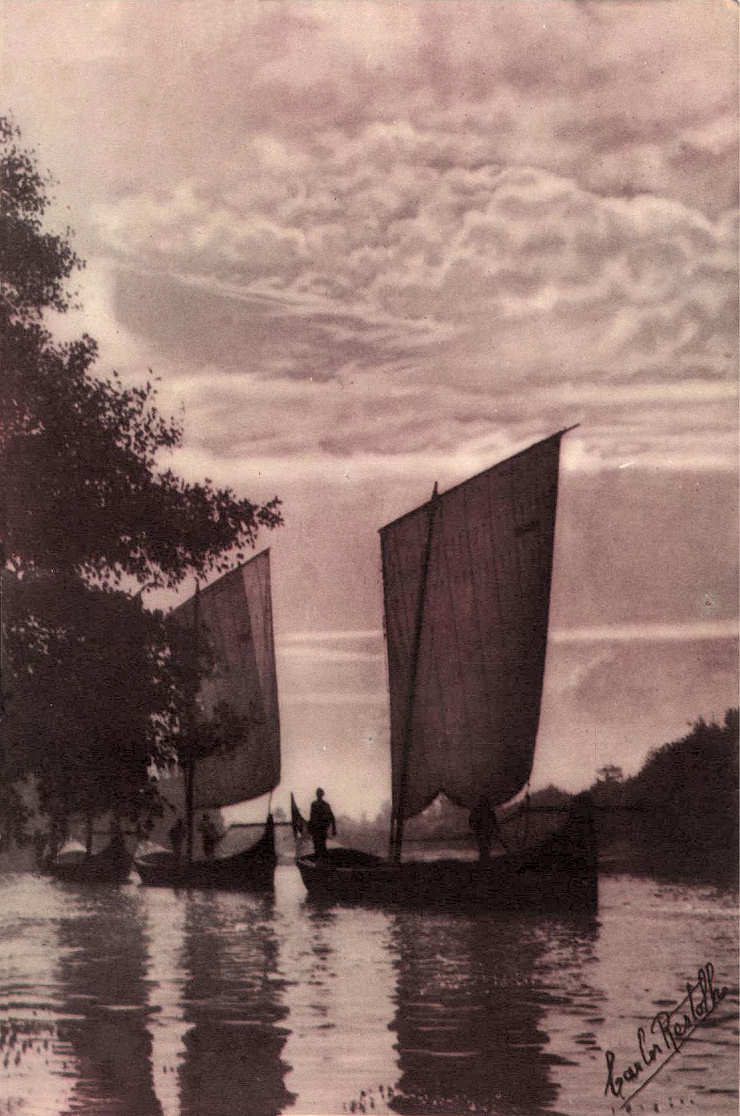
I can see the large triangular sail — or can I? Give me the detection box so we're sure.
[381,432,566,824]
[172,549,280,810]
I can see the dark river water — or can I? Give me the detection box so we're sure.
[0,868,736,1116]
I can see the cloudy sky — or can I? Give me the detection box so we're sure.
[3,0,737,819]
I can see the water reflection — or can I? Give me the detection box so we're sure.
[144,890,189,1116]
[0,872,735,1115]
[47,882,295,1116]
[388,909,598,1115]
[0,875,79,1115]
[278,888,398,1114]
[54,883,162,1115]
[177,890,293,1116]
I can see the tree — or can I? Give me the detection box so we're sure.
[5,574,181,804]
[0,115,282,847]
[626,710,738,880]
[0,116,280,586]
[596,764,624,784]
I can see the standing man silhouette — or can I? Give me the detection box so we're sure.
[308,788,336,858]
[199,812,220,860]
[169,817,184,862]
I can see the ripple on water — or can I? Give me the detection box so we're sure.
[0,869,736,1115]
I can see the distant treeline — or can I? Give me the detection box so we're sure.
[330,710,739,883]
[587,709,738,883]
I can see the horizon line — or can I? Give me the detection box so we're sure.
[280,619,737,646]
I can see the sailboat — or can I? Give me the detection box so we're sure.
[297,429,598,911]
[135,549,281,890]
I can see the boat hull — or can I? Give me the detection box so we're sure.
[297,794,598,913]
[135,818,276,891]
[49,840,134,884]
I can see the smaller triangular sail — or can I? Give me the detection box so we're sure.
[381,432,565,822]
[172,550,280,810]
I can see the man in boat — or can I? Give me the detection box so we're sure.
[108,817,126,855]
[169,817,184,862]
[308,788,337,858]
[48,815,67,862]
[199,812,220,860]
[469,796,502,863]
[32,829,48,870]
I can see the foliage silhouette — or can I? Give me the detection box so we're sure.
[0,115,282,848]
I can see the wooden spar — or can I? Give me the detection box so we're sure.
[185,758,194,866]
[229,820,296,828]
[84,811,94,857]
[380,425,580,537]
[185,579,200,866]
[389,481,439,864]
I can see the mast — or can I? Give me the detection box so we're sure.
[389,482,439,864]
[185,579,200,866]
[185,759,194,866]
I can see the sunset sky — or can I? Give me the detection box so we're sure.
[3,0,737,820]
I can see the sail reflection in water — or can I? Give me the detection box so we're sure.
[150,888,294,1116]
[53,886,162,1114]
[388,908,598,1115]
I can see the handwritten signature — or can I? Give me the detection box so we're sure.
[604,961,728,1109]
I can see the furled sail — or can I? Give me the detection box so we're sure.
[172,549,280,810]
[381,432,565,821]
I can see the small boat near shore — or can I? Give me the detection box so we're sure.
[48,836,134,884]
[296,427,598,913]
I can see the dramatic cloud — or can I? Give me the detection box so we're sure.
[6,1,735,477]
[86,144,736,480]
[3,0,736,810]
